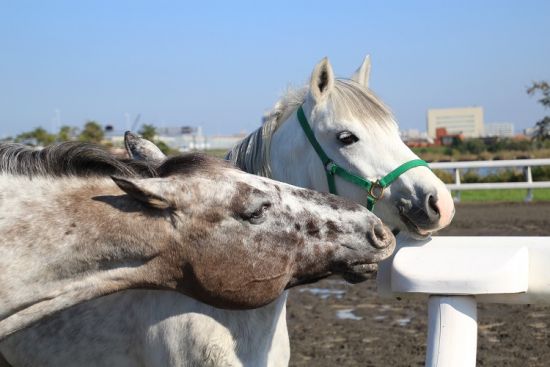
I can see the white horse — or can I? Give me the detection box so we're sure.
[0,57,454,366]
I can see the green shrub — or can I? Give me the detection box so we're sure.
[533,166,550,181]
[433,169,454,184]
[462,169,481,183]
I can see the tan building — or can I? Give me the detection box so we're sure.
[427,107,484,138]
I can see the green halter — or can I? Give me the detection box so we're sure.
[296,105,429,211]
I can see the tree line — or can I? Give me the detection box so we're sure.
[528,80,550,141]
[4,80,549,153]
[5,122,172,154]
[11,121,105,146]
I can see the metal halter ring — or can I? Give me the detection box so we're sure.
[325,161,337,175]
[368,180,385,200]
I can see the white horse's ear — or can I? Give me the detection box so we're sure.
[112,176,172,210]
[124,131,166,163]
[351,55,371,88]
[309,57,335,104]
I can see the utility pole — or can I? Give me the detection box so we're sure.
[52,109,61,132]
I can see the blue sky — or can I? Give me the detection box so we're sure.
[1,0,549,138]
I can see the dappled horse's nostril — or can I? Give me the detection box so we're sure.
[367,222,395,249]
[425,193,441,223]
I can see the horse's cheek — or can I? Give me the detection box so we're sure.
[199,232,292,307]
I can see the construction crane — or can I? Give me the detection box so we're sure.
[131,113,141,132]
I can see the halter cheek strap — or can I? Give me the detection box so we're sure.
[296,106,429,211]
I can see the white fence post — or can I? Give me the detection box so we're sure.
[454,168,461,203]
[525,166,533,202]
[426,296,478,367]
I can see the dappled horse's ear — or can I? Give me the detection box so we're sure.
[124,131,167,163]
[111,176,173,210]
[351,55,371,89]
[309,57,335,104]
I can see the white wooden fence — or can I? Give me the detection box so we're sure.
[429,159,550,201]
[377,236,550,367]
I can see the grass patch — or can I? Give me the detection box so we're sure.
[455,189,550,202]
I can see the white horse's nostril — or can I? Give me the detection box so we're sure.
[427,194,440,217]
[436,187,456,228]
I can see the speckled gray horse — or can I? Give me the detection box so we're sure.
[0,142,394,346]
[1,55,452,367]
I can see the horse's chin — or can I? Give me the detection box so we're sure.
[396,215,433,240]
[404,229,432,240]
[393,227,433,240]
[341,263,378,284]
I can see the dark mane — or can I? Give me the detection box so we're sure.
[0,142,227,178]
[157,154,231,177]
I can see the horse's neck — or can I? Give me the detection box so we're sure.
[268,114,320,190]
[226,118,282,178]
[0,176,174,340]
[226,127,264,175]
[228,114,318,191]
[0,176,170,283]
[198,290,289,364]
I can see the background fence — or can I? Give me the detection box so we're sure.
[430,159,550,201]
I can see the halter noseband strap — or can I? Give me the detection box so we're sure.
[296,105,429,211]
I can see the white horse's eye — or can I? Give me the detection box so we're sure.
[337,131,359,145]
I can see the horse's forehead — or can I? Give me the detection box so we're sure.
[230,170,275,190]
[227,173,299,208]
[322,85,397,131]
[325,106,395,130]
[190,170,269,204]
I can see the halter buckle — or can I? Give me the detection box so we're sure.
[325,161,337,175]
[368,180,385,200]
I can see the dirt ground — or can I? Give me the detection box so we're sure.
[287,202,550,367]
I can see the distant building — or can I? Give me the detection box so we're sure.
[207,133,248,150]
[484,122,514,138]
[158,126,207,151]
[156,126,197,137]
[156,126,247,151]
[400,129,434,147]
[104,128,125,145]
[103,124,248,152]
[435,128,463,146]
[427,107,484,138]
[524,127,538,138]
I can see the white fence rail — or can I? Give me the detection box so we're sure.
[429,158,550,201]
[377,236,550,367]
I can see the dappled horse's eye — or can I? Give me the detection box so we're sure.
[337,131,359,145]
[241,202,271,225]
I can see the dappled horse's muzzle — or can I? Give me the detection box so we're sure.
[335,217,396,284]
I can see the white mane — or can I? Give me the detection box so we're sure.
[226,79,397,178]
